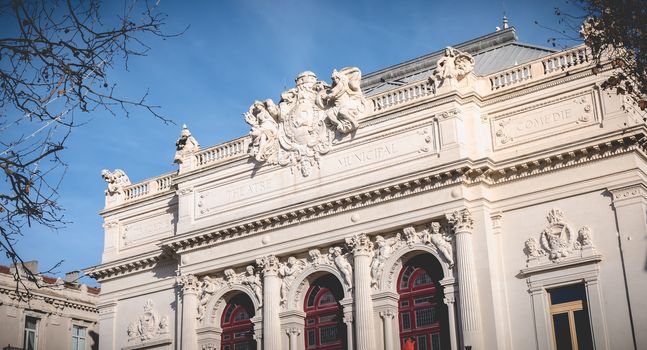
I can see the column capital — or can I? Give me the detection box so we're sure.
[343,312,354,324]
[177,274,200,294]
[256,254,280,275]
[443,295,456,305]
[346,233,373,256]
[379,309,396,320]
[285,328,302,336]
[447,208,474,234]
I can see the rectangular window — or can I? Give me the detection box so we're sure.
[24,316,38,350]
[307,329,316,347]
[548,284,594,350]
[319,325,338,344]
[415,307,436,327]
[401,313,411,329]
[417,335,428,350]
[431,333,441,350]
[72,325,86,350]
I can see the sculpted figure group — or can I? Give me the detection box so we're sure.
[244,67,368,176]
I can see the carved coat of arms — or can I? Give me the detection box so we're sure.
[245,68,367,176]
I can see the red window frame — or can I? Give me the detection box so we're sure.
[221,300,255,350]
[397,265,443,350]
[304,284,344,350]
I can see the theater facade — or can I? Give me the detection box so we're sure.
[86,28,647,350]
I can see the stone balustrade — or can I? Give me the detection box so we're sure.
[195,136,250,167]
[369,79,435,113]
[541,46,591,74]
[489,64,533,90]
[123,172,176,202]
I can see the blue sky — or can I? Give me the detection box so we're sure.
[1,0,582,285]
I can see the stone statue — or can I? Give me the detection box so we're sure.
[524,237,544,258]
[126,299,168,342]
[101,169,130,196]
[423,222,454,267]
[197,276,218,321]
[173,124,200,164]
[279,256,301,305]
[329,246,353,289]
[432,47,475,87]
[320,67,367,133]
[370,234,401,287]
[245,99,280,163]
[242,265,263,307]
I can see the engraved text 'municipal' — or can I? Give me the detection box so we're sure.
[337,143,396,168]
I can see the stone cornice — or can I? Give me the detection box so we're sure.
[84,250,172,282]
[0,284,98,314]
[608,183,647,202]
[90,131,646,281]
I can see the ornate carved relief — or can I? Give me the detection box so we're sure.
[244,68,368,177]
[371,221,454,289]
[101,169,130,196]
[126,299,169,342]
[447,209,474,233]
[523,209,597,266]
[430,47,475,88]
[278,257,306,307]
[330,246,354,289]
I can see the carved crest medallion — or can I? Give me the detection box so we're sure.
[245,68,367,176]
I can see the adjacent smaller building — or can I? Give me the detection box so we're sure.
[0,261,99,350]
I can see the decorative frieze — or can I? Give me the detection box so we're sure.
[126,299,169,342]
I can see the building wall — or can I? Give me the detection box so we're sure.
[88,39,647,350]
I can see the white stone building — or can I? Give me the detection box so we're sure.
[86,28,647,350]
[0,262,99,350]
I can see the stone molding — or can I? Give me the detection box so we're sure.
[447,208,474,233]
[608,183,647,202]
[91,132,646,281]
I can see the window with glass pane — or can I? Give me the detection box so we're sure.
[548,284,594,350]
[23,316,38,350]
[72,325,87,350]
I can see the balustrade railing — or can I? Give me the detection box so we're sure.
[489,64,532,90]
[542,46,590,74]
[195,136,250,167]
[370,80,434,113]
[123,172,176,202]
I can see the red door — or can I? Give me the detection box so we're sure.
[221,297,256,350]
[304,283,345,350]
[397,264,444,350]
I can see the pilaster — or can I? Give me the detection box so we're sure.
[609,184,647,350]
[97,301,118,350]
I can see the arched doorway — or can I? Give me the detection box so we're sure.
[304,274,346,350]
[220,293,256,350]
[397,254,449,350]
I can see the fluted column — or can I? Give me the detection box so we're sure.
[257,255,281,350]
[346,233,376,350]
[380,309,396,350]
[178,274,200,350]
[448,209,482,349]
[286,328,301,350]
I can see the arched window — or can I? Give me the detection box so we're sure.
[221,294,256,350]
[304,275,346,350]
[398,256,448,350]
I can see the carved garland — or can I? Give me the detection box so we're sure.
[126,299,169,342]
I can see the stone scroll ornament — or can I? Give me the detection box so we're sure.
[523,208,595,265]
[126,299,169,342]
[244,68,368,177]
